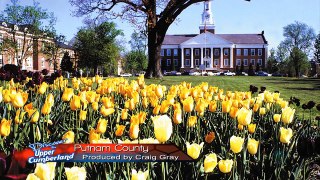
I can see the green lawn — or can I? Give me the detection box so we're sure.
[140,76,320,119]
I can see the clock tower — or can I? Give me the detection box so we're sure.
[199,0,215,34]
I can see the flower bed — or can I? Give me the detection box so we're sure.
[0,71,319,179]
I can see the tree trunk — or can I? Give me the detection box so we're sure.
[145,29,163,78]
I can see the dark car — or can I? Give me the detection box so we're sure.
[256,71,269,76]
[271,72,284,77]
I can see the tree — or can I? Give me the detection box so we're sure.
[266,48,279,73]
[0,0,56,68]
[69,0,250,78]
[248,63,255,76]
[240,62,244,73]
[73,21,122,75]
[314,33,320,63]
[255,63,260,72]
[60,51,73,72]
[281,21,316,55]
[289,47,309,77]
[129,31,147,53]
[124,50,148,73]
[42,34,66,71]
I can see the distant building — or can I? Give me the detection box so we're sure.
[0,21,77,72]
[161,0,268,73]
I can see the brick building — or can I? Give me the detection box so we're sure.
[161,0,268,73]
[0,21,77,73]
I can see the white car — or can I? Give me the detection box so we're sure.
[189,71,201,76]
[120,73,132,77]
[224,71,236,76]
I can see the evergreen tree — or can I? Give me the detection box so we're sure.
[256,63,260,72]
[235,65,240,75]
[248,63,255,76]
[240,62,244,73]
[60,52,73,72]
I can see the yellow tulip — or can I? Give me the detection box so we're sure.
[142,97,148,108]
[115,125,126,137]
[187,116,197,127]
[38,82,48,94]
[281,107,295,124]
[131,169,148,180]
[279,127,293,144]
[11,92,25,108]
[205,132,215,143]
[230,135,244,154]
[247,138,259,155]
[204,153,218,173]
[41,102,51,115]
[238,124,244,130]
[273,114,281,123]
[65,166,86,180]
[222,100,232,113]
[152,115,173,143]
[85,91,96,103]
[248,123,256,134]
[137,111,147,124]
[14,109,26,124]
[26,173,40,180]
[229,107,239,119]
[89,129,100,143]
[209,101,217,112]
[129,123,139,140]
[96,118,108,133]
[160,100,171,114]
[173,108,182,124]
[186,142,204,159]
[79,110,87,121]
[31,111,40,123]
[34,162,56,180]
[46,93,54,107]
[264,91,273,103]
[155,85,164,98]
[92,102,99,111]
[259,107,266,116]
[121,109,128,120]
[100,106,115,117]
[183,97,194,113]
[70,95,81,111]
[62,131,75,144]
[152,105,161,115]
[0,118,11,136]
[253,103,260,112]
[62,88,74,102]
[218,159,233,173]
[237,108,252,126]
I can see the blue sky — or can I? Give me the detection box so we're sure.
[1,0,319,51]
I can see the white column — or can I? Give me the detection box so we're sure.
[201,47,204,65]
[191,47,194,68]
[210,47,213,68]
[230,47,233,68]
[181,47,184,68]
[220,47,223,68]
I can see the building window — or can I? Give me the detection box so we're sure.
[258,59,262,66]
[205,49,210,57]
[185,59,190,66]
[174,59,178,66]
[258,49,262,56]
[223,49,229,56]
[195,49,200,56]
[160,49,164,56]
[236,59,241,66]
[167,49,171,56]
[173,49,178,56]
[214,59,219,66]
[244,59,248,66]
[214,49,219,56]
[166,59,171,66]
[236,49,241,56]
[251,49,255,56]
[251,59,255,66]
[185,49,190,56]
[195,59,200,66]
[244,49,248,56]
[224,59,229,66]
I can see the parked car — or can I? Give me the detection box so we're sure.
[256,71,271,76]
[271,72,284,77]
[119,73,132,77]
[241,72,248,76]
[189,71,201,76]
[224,71,236,76]
[170,71,182,76]
[135,71,145,76]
